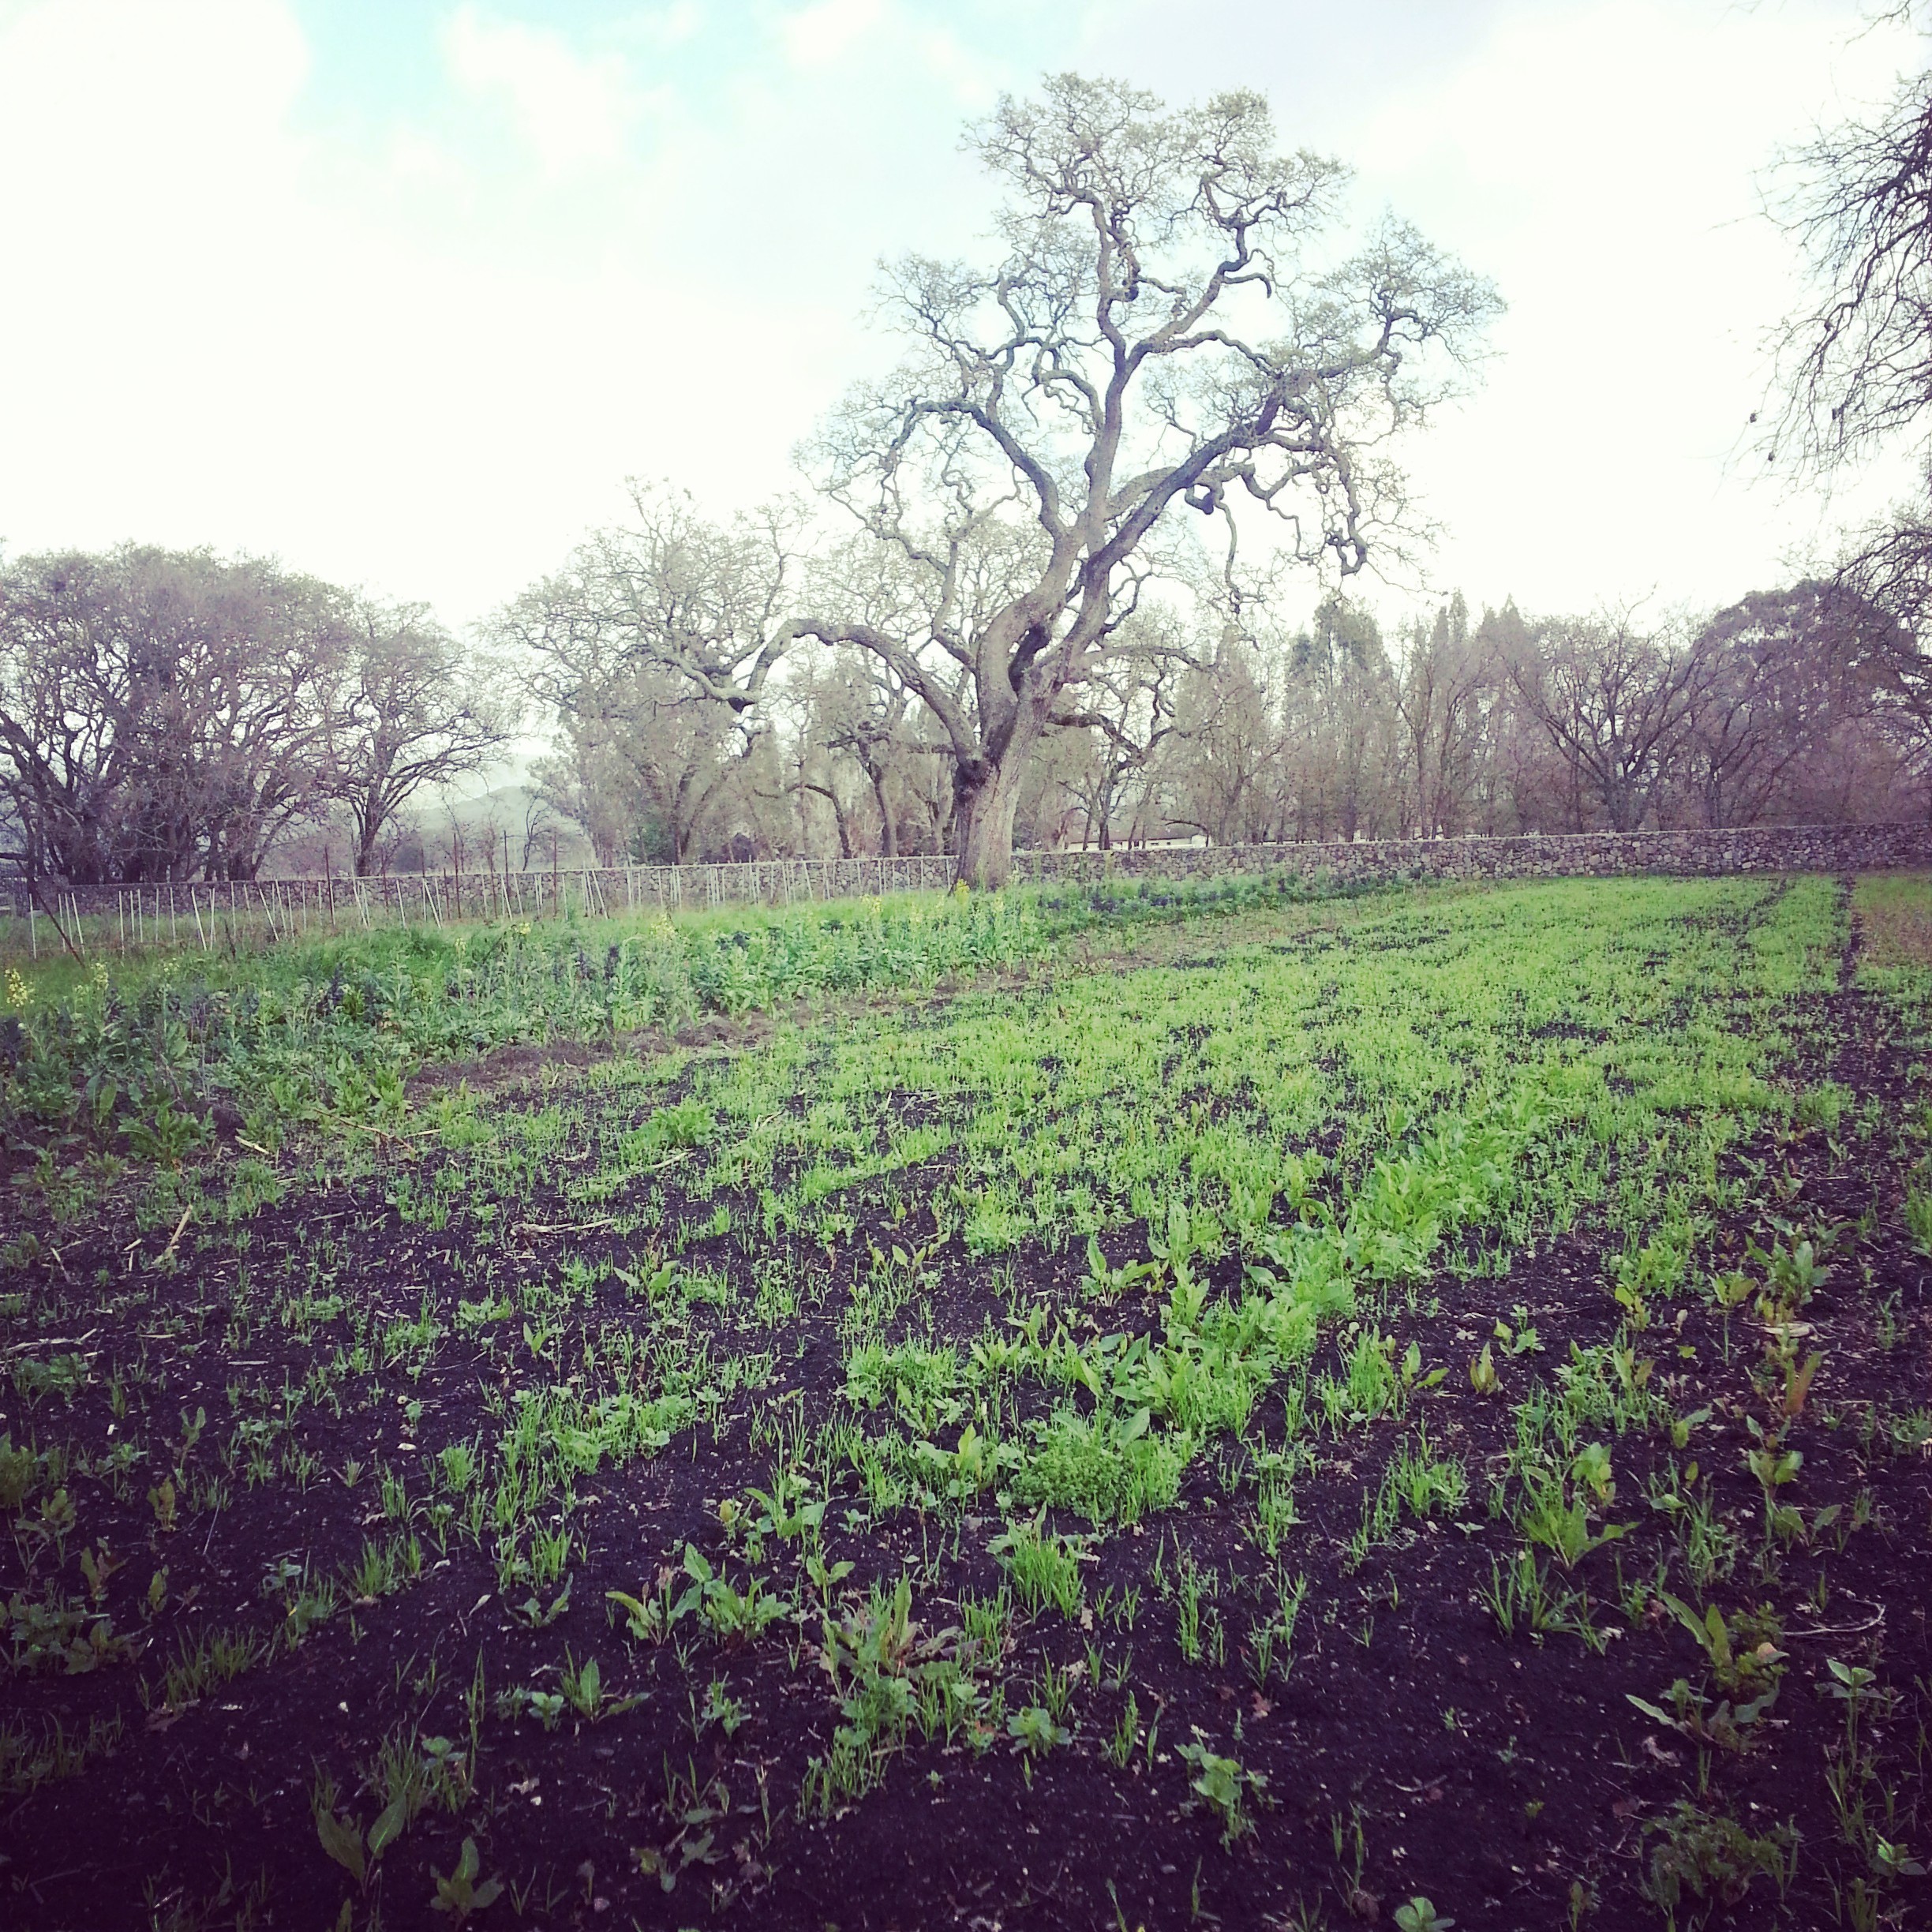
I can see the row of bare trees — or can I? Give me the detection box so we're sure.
[502,562,1919,866]
[1165,583,1916,845]
[2,534,1918,889]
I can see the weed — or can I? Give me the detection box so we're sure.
[1177,1735,1266,1844]
[1641,1800,1796,1927]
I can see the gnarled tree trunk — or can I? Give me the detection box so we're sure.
[951,692,1049,889]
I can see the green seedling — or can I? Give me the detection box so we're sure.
[1177,1737,1266,1845]
[1007,1705,1070,1757]
[1657,1592,1784,1697]
[429,1838,502,1923]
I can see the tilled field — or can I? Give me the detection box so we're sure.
[2,874,1930,1931]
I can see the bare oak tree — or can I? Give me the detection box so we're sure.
[0,545,348,883]
[1769,24,1932,797]
[1773,41,1932,471]
[780,75,1498,886]
[496,486,802,862]
[1051,616,1188,848]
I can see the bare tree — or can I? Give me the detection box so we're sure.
[499,485,802,863]
[323,601,518,875]
[0,545,349,883]
[529,660,761,863]
[520,788,565,871]
[522,79,1496,886]
[1163,631,1279,844]
[1772,40,1932,472]
[1506,614,1706,833]
[1795,555,1932,803]
[499,482,804,724]
[1052,618,1188,848]
[1766,27,1932,805]
[1392,593,1496,837]
[1676,582,1874,826]
[1275,596,1398,842]
[773,77,1498,886]
[813,650,923,857]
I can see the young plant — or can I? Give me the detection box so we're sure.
[429,1839,503,1923]
[1176,1737,1266,1845]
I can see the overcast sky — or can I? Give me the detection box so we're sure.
[0,0,1922,634]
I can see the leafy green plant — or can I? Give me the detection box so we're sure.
[429,1838,502,1923]
[1084,1234,1158,1301]
[315,1792,407,1892]
[1655,1593,1784,1698]
[1642,1800,1795,1926]
[1006,1705,1069,1758]
[559,1650,642,1722]
[1393,1900,1455,1932]
[495,1685,567,1731]
[1516,1455,1627,1570]
[1176,1737,1266,1845]
[1627,1674,1780,1754]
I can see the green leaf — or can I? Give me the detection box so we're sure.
[606,1589,649,1633]
[367,1795,407,1858]
[316,1809,366,1885]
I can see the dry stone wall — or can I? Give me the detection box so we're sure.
[1009,823,1932,889]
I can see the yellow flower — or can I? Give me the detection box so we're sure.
[4,968,28,1010]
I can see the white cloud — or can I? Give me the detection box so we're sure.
[911,18,1005,108]
[0,0,307,223]
[442,5,634,176]
[779,0,886,69]
[642,0,706,49]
